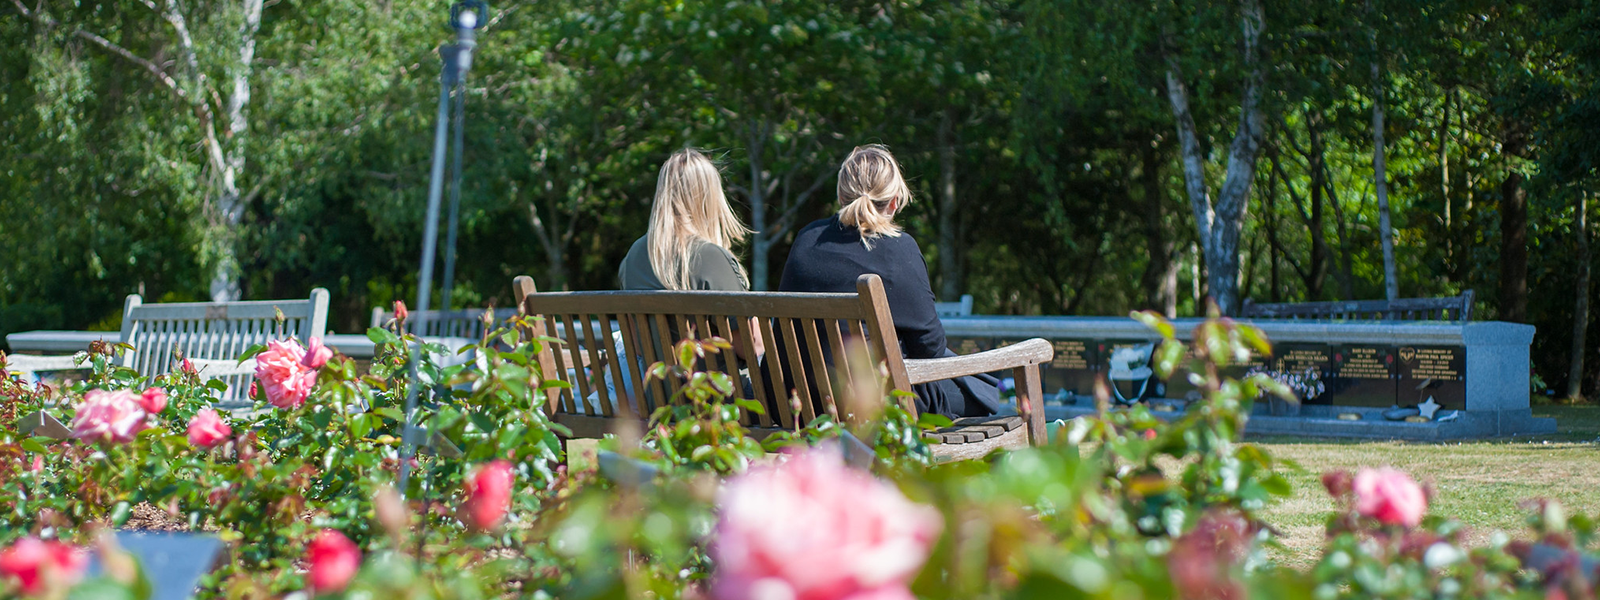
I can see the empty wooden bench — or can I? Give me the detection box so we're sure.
[1241,290,1474,321]
[511,274,1053,461]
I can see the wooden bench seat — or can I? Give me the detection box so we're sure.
[512,274,1053,461]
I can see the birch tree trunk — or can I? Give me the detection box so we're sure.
[1568,191,1591,400]
[209,0,265,302]
[1163,0,1267,316]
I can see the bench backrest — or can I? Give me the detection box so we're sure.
[118,289,330,406]
[369,307,520,339]
[512,274,910,435]
[1241,290,1474,321]
[934,294,974,317]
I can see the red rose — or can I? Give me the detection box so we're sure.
[0,537,86,596]
[306,530,360,593]
[463,460,514,530]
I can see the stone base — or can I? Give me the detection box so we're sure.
[1040,400,1557,441]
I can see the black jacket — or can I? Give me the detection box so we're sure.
[778,215,946,359]
[777,215,999,418]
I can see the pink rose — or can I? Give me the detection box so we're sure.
[254,339,319,409]
[301,337,333,370]
[462,460,514,530]
[1354,467,1427,527]
[139,387,168,414]
[712,449,942,600]
[187,409,232,449]
[69,389,147,443]
[0,537,86,596]
[306,529,360,593]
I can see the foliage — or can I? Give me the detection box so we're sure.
[5,313,1600,599]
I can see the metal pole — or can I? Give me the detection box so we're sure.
[440,79,467,311]
[399,44,458,495]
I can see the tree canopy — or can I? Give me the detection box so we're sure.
[2,0,1597,398]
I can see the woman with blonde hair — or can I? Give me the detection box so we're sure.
[778,144,1000,418]
[618,148,751,291]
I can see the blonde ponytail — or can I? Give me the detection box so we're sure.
[835,144,912,249]
[647,148,751,290]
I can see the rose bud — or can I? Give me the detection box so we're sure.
[393,300,409,323]
[462,460,514,530]
[300,337,333,370]
[1354,467,1427,527]
[187,409,233,449]
[139,387,168,414]
[306,529,361,593]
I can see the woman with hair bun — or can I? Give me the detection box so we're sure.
[778,144,1000,419]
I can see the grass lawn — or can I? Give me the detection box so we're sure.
[1254,403,1600,567]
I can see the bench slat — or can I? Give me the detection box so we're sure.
[779,318,818,425]
[732,315,774,427]
[756,317,795,429]
[800,318,838,420]
[525,291,863,320]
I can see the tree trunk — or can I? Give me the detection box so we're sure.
[1162,0,1267,316]
[937,110,961,300]
[1264,159,1280,302]
[1371,57,1399,301]
[1304,116,1331,299]
[1439,89,1454,274]
[1499,120,1529,322]
[1568,191,1591,400]
[1138,145,1178,315]
[207,0,263,302]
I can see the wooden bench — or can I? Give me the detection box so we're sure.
[117,290,330,407]
[1241,290,1474,321]
[511,274,1052,461]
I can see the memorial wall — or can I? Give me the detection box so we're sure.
[944,317,1484,411]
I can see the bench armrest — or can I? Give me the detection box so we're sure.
[904,338,1053,385]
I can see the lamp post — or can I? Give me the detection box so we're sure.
[400,0,487,497]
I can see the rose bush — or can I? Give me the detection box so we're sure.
[2,309,1597,600]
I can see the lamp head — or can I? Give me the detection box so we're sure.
[450,0,488,30]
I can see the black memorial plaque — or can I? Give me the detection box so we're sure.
[1326,344,1398,407]
[1272,343,1336,405]
[1162,343,1272,401]
[1397,345,1466,410]
[1044,339,1098,399]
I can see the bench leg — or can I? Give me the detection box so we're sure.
[1013,364,1046,445]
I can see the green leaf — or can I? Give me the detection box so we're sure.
[917,413,954,429]
[21,438,50,454]
[236,344,267,363]
[110,501,132,526]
